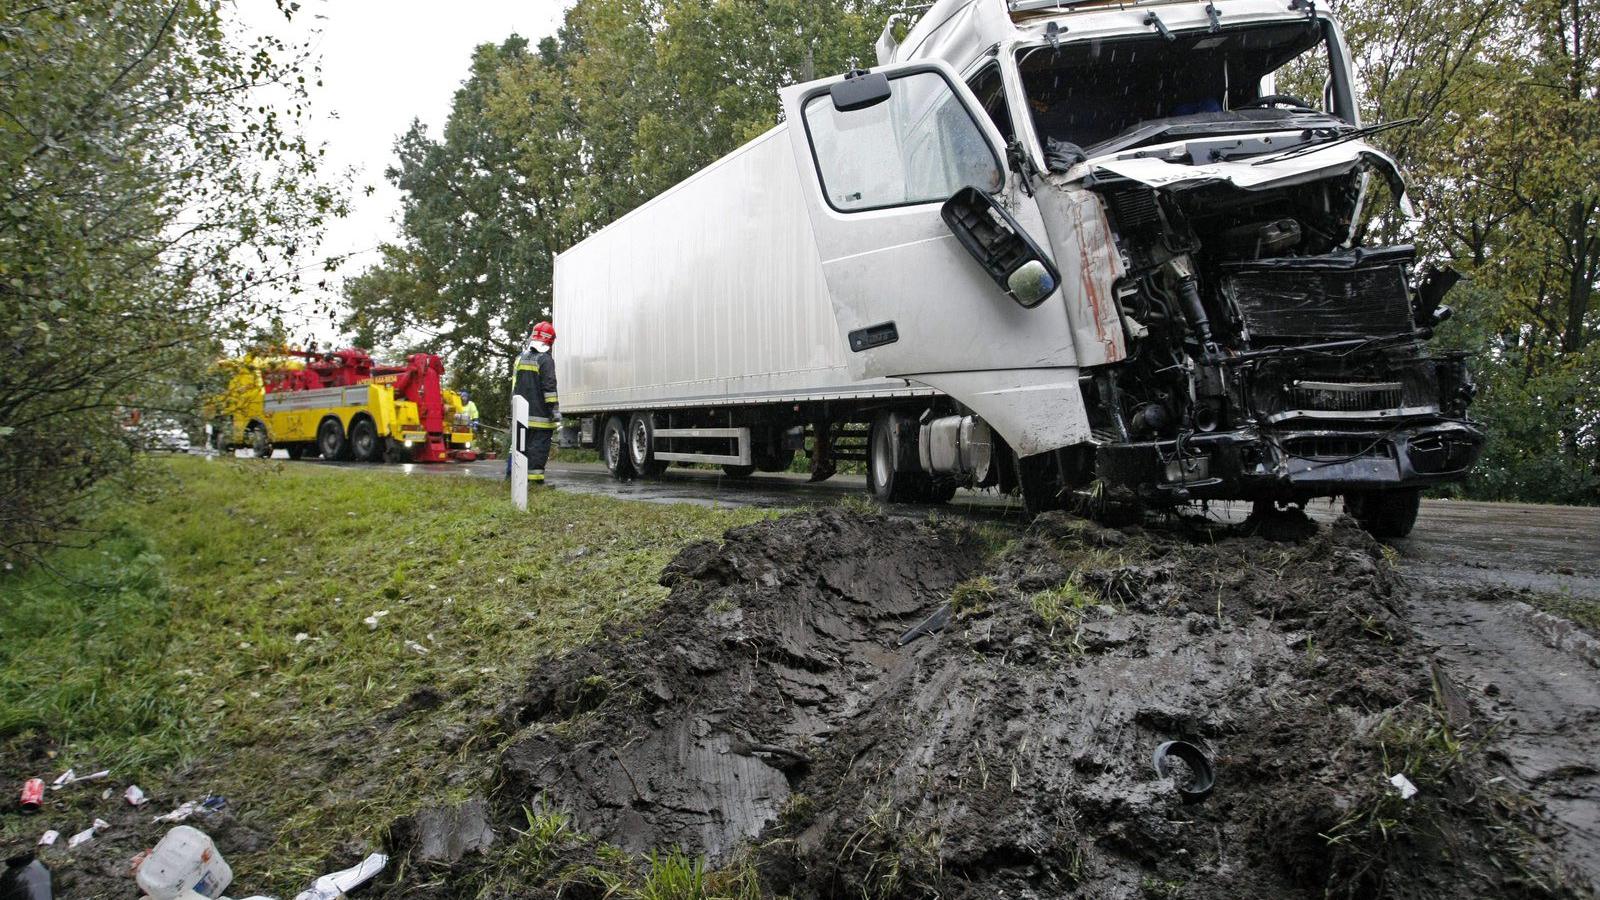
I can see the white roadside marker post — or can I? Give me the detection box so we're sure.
[512,396,529,511]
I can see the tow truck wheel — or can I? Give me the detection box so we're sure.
[602,415,635,480]
[317,417,350,461]
[627,413,666,477]
[247,423,272,459]
[1344,489,1422,540]
[349,417,382,463]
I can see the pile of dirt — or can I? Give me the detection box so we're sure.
[401,507,1580,898]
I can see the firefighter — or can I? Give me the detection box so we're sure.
[511,321,559,487]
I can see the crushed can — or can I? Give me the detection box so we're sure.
[20,778,44,813]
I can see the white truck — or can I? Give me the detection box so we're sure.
[554,0,1484,537]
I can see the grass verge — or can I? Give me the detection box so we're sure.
[0,456,772,894]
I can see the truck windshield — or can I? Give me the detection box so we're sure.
[1017,21,1338,154]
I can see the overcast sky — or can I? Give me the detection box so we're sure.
[240,0,572,343]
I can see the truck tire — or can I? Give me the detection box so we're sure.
[1015,451,1067,515]
[349,417,383,462]
[317,417,350,461]
[285,444,305,460]
[1344,489,1421,539]
[627,413,667,477]
[602,415,635,480]
[722,464,757,479]
[384,438,412,464]
[247,423,272,459]
[867,411,926,503]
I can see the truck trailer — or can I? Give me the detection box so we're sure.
[555,0,1484,537]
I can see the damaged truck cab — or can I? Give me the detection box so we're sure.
[781,0,1483,535]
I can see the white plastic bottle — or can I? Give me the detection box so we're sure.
[135,826,234,899]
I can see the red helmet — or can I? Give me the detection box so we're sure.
[531,321,556,344]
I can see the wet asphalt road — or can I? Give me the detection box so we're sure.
[281,453,1600,602]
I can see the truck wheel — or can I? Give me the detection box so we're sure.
[923,480,958,504]
[722,464,756,479]
[602,415,636,480]
[384,438,412,464]
[627,413,667,477]
[1015,452,1067,515]
[317,417,350,461]
[349,417,383,462]
[1344,489,1421,539]
[247,424,272,459]
[867,411,925,503]
[285,444,305,460]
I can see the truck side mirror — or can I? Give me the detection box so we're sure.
[831,70,891,112]
[940,186,1061,308]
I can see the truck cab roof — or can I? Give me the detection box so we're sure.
[887,0,1334,72]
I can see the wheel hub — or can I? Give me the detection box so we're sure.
[631,420,649,466]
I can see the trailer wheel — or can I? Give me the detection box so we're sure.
[602,415,635,480]
[1344,489,1421,539]
[349,417,383,463]
[627,413,667,477]
[721,464,757,479]
[867,412,926,503]
[247,423,272,459]
[317,417,350,461]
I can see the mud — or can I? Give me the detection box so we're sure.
[468,508,1585,898]
[1406,590,1600,893]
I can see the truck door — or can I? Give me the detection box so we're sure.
[780,60,1079,380]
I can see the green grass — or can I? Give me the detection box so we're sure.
[0,457,773,893]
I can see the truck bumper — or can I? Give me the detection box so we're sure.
[1096,417,1485,503]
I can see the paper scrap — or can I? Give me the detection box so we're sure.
[294,851,388,900]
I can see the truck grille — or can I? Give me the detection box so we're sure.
[1281,435,1392,461]
[1289,380,1403,414]
[1221,247,1417,343]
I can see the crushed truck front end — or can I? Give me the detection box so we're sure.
[918,0,1485,525]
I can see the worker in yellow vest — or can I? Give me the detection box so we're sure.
[512,321,559,486]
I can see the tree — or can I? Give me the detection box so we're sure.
[0,1,345,563]
[1323,0,1599,503]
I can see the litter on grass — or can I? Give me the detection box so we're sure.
[50,768,110,790]
[153,796,227,824]
[67,819,109,849]
[292,852,387,900]
[135,825,233,900]
[1391,772,1420,799]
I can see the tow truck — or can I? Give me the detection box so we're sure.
[210,348,475,463]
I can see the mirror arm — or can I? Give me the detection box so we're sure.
[1006,140,1037,198]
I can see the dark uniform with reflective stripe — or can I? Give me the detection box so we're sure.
[512,347,558,484]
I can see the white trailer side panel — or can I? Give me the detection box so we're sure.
[554,126,923,414]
